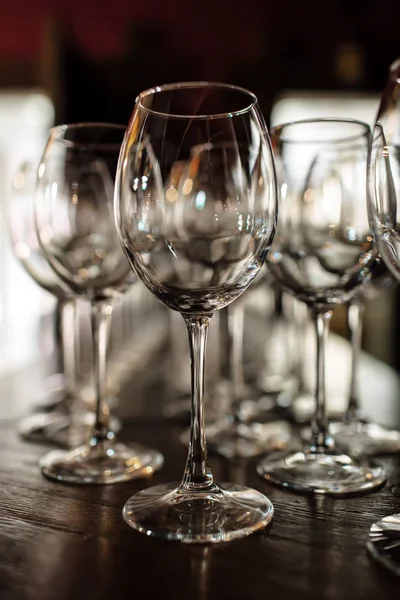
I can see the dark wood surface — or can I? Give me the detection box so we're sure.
[1,351,400,600]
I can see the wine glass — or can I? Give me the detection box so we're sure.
[297,155,399,454]
[366,59,400,572]
[8,162,85,446]
[115,82,277,542]
[257,118,386,495]
[34,123,163,484]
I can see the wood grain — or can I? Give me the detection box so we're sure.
[0,360,399,600]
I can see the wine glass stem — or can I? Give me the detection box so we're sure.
[90,300,113,445]
[60,299,76,400]
[293,299,309,394]
[309,308,333,453]
[219,302,245,424]
[231,300,245,390]
[181,316,215,492]
[229,300,247,423]
[345,300,364,423]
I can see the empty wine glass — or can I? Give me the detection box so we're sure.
[367,60,400,570]
[297,153,399,454]
[35,123,163,484]
[8,162,86,447]
[115,82,277,542]
[257,118,386,495]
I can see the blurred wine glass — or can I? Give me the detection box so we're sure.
[8,162,89,447]
[203,294,291,458]
[367,58,400,573]
[115,82,277,542]
[257,118,386,495]
[299,149,400,455]
[35,123,163,484]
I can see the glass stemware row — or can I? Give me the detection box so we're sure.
[12,75,400,548]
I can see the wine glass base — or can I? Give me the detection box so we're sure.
[329,421,400,456]
[257,450,386,495]
[19,410,121,448]
[123,482,273,543]
[203,419,291,458]
[40,441,163,484]
[367,514,400,575]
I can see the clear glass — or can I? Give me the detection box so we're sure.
[257,279,299,402]
[35,123,163,483]
[115,82,277,542]
[257,118,386,495]
[367,59,400,570]
[8,162,89,447]
[287,295,316,423]
[204,297,291,458]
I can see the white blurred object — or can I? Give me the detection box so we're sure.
[0,90,55,375]
[271,91,380,127]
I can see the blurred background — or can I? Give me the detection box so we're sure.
[0,0,399,381]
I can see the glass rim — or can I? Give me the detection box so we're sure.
[136,81,258,120]
[271,117,371,145]
[48,122,126,150]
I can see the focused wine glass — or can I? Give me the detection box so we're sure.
[115,82,277,542]
[257,118,386,495]
[34,123,163,484]
[8,162,86,447]
[367,59,400,572]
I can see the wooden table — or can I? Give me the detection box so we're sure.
[1,340,400,600]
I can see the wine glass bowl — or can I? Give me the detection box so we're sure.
[257,118,386,495]
[115,82,277,542]
[268,121,377,308]
[37,126,134,301]
[35,123,163,484]
[118,142,275,315]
